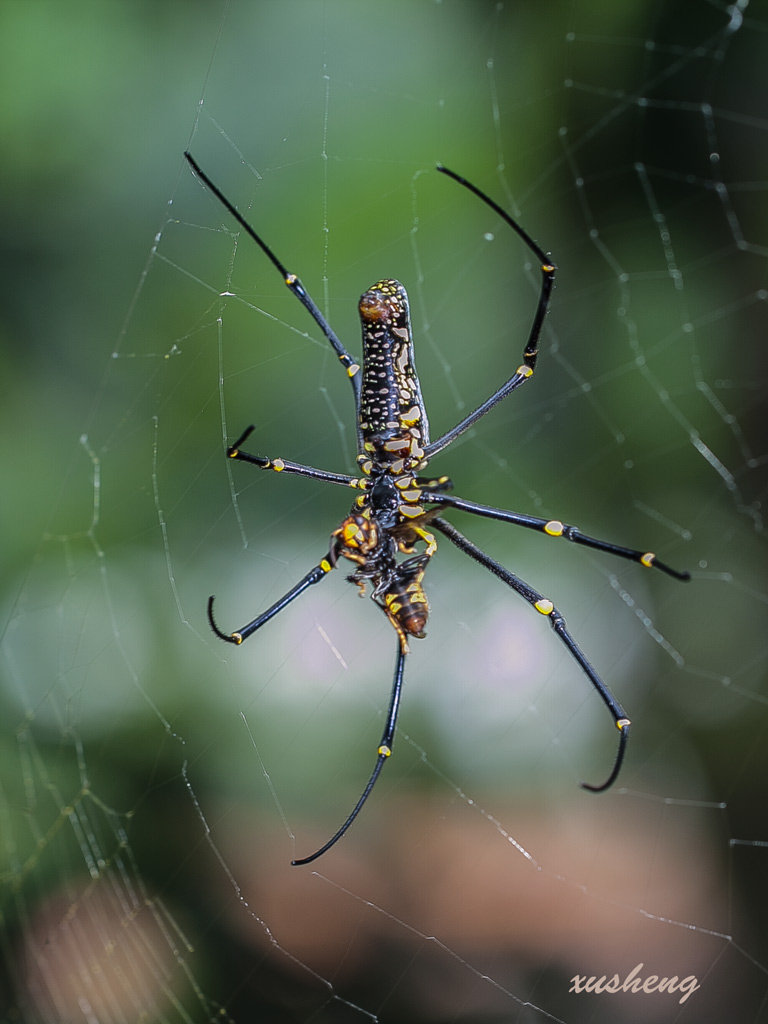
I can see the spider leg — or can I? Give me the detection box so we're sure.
[208,555,336,645]
[184,152,362,444]
[432,516,630,792]
[292,640,406,865]
[225,425,362,488]
[425,167,556,459]
[424,492,690,581]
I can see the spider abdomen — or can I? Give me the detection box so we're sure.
[358,279,430,471]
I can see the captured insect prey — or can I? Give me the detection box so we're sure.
[185,151,690,866]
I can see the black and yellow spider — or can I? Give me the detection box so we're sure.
[185,152,690,866]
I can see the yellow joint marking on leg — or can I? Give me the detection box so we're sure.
[271,458,285,472]
[319,559,333,573]
[517,364,534,378]
[617,717,631,730]
[232,632,243,644]
[542,263,555,273]
[535,598,554,616]
[414,526,437,556]
[378,744,392,757]
[640,552,655,568]
[286,274,297,286]
[347,362,361,376]
[228,449,239,459]
[544,519,564,537]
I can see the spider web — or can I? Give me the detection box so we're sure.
[3,1,768,1021]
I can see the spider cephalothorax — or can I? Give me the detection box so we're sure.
[187,152,690,866]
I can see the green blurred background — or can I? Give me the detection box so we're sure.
[2,2,767,1021]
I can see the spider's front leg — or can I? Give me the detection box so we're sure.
[292,639,406,866]
[433,516,630,792]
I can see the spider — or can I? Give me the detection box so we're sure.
[185,152,690,866]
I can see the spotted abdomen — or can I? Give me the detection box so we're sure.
[357,280,430,472]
